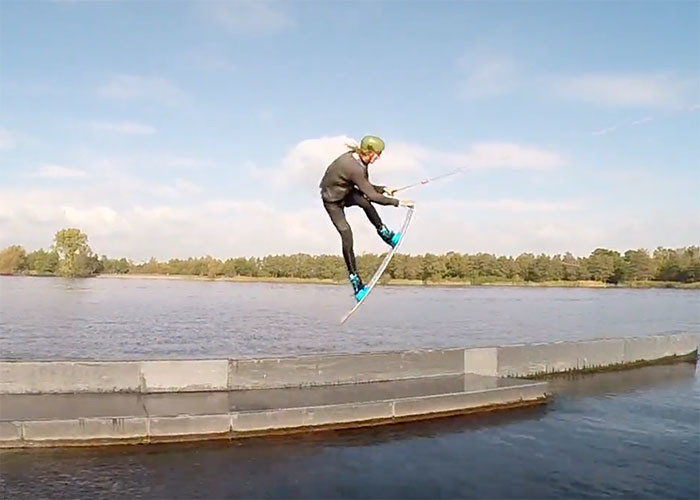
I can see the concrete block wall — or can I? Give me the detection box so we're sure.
[0,334,696,394]
[0,348,465,394]
[463,334,697,377]
[0,382,549,448]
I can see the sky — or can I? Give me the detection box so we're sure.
[1,0,699,261]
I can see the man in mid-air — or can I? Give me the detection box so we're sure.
[319,135,414,301]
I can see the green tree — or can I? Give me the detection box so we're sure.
[587,248,625,283]
[74,251,101,276]
[561,252,585,280]
[421,253,446,282]
[472,253,503,281]
[624,249,655,281]
[514,253,536,281]
[100,256,130,274]
[358,254,383,281]
[497,256,518,280]
[26,249,59,274]
[205,256,224,278]
[654,246,700,282]
[444,252,467,279]
[0,245,28,274]
[52,228,96,277]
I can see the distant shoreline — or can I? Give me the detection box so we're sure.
[46,273,700,289]
[4,272,699,289]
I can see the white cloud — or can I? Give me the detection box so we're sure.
[252,136,564,194]
[98,75,186,105]
[251,136,426,191]
[552,73,696,109]
[195,1,294,35]
[3,137,691,261]
[89,121,156,136]
[0,179,696,261]
[31,164,88,179]
[0,186,327,260]
[153,179,203,198]
[62,206,122,235]
[0,129,16,150]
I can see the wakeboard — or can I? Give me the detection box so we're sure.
[340,206,415,324]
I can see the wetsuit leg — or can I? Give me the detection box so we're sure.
[345,189,383,230]
[323,200,357,275]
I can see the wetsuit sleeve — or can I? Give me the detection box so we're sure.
[349,169,399,206]
[371,184,385,194]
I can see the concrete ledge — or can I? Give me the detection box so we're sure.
[393,384,546,418]
[0,375,548,448]
[149,414,231,439]
[0,334,696,394]
[140,360,228,392]
[623,334,698,364]
[231,401,396,433]
[20,417,148,444]
[0,421,22,443]
[0,361,140,394]
[463,334,697,378]
[229,349,464,389]
[494,338,626,377]
[464,347,498,377]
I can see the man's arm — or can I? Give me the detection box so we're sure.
[349,169,399,206]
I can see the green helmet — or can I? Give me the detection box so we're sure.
[360,135,385,154]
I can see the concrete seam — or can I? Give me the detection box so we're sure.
[138,363,146,393]
[227,359,233,391]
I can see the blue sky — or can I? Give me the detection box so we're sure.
[1,0,698,260]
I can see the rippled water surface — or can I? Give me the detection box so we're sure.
[1,277,699,499]
[1,276,698,359]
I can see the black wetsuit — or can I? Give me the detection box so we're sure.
[319,151,399,276]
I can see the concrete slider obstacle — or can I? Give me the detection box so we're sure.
[0,334,696,448]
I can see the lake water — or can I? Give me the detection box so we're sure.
[0,276,698,359]
[0,276,698,499]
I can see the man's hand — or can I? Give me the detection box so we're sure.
[398,199,415,208]
[382,187,398,197]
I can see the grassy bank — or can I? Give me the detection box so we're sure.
[88,274,700,289]
[5,272,698,289]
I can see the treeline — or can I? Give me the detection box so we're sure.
[1,228,698,284]
[124,247,699,284]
